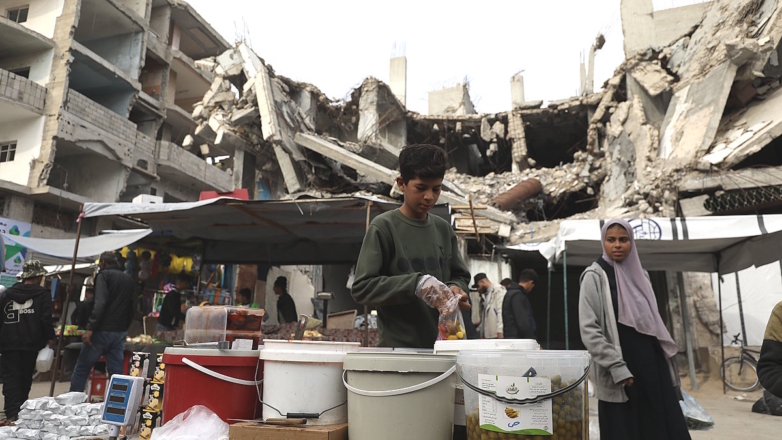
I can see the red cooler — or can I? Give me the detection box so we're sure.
[161,348,262,424]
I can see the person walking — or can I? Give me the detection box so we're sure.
[502,269,538,339]
[70,252,136,393]
[0,260,55,421]
[578,219,690,440]
[274,277,298,324]
[473,273,505,339]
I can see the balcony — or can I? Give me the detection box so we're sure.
[156,141,232,193]
[59,88,137,167]
[0,67,45,120]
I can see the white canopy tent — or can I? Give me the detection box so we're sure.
[1,229,153,260]
[505,214,782,393]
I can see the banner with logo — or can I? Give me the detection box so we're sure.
[0,216,32,278]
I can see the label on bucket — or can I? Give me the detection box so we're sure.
[477,374,553,436]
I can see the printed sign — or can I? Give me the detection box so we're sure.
[478,374,553,436]
[0,217,32,276]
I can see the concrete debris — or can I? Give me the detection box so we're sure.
[630,62,675,96]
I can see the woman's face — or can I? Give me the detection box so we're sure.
[604,224,632,262]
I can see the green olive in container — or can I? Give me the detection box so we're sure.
[457,350,590,440]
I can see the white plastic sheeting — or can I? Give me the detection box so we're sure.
[1,229,152,259]
[713,263,782,347]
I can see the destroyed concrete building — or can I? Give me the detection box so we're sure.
[0,0,232,246]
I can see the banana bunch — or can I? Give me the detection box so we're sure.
[504,407,520,419]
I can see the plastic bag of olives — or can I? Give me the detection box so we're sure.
[438,308,466,341]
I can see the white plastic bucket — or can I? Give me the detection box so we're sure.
[433,339,539,439]
[457,350,590,439]
[344,352,457,440]
[258,340,359,425]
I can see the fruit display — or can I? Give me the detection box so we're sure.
[465,374,586,440]
[126,334,160,345]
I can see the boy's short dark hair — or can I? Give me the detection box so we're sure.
[519,269,539,284]
[239,288,252,300]
[399,144,448,183]
[500,278,513,287]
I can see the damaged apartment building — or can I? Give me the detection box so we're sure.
[0,0,235,245]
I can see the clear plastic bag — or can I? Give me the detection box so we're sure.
[149,405,228,440]
[36,347,54,373]
[679,389,714,431]
[437,308,466,341]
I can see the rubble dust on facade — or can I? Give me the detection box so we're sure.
[1,0,781,371]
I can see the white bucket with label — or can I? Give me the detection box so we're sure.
[259,340,360,425]
[343,352,457,440]
[457,350,590,440]
[434,339,539,440]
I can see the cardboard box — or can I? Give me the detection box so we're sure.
[229,422,348,440]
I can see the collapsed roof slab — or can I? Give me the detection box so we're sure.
[700,84,782,169]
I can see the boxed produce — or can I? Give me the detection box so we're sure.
[457,350,590,440]
[129,352,150,377]
[184,306,264,348]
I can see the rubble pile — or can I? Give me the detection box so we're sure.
[188,43,517,232]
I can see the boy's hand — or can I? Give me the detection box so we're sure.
[416,275,457,315]
[449,285,471,311]
[82,330,93,346]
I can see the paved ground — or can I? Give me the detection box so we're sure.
[2,376,780,439]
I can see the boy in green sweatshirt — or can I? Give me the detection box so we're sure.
[351,144,471,348]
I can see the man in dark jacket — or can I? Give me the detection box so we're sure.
[156,274,189,332]
[71,286,94,329]
[502,269,538,340]
[274,277,298,324]
[0,260,55,421]
[70,252,136,392]
[759,301,782,398]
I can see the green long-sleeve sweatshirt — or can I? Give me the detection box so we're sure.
[351,209,470,348]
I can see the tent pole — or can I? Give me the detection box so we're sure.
[676,273,698,392]
[363,201,372,347]
[718,260,726,394]
[562,250,570,350]
[547,267,552,349]
[735,273,748,346]
[50,210,85,397]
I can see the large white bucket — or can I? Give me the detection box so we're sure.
[457,350,590,440]
[258,340,360,425]
[434,339,539,440]
[344,352,457,440]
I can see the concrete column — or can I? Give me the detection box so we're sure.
[233,147,245,190]
[6,195,34,224]
[389,56,407,107]
[511,74,525,109]
[620,0,655,57]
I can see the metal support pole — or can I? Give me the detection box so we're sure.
[718,259,726,394]
[562,251,570,350]
[547,267,552,349]
[735,273,748,346]
[676,273,698,392]
[363,201,372,347]
[50,210,85,396]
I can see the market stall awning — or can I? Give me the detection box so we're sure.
[2,229,153,259]
[83,197,451,265]
[511,215,782,274]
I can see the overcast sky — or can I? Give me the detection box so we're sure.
[187,0,709,115]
